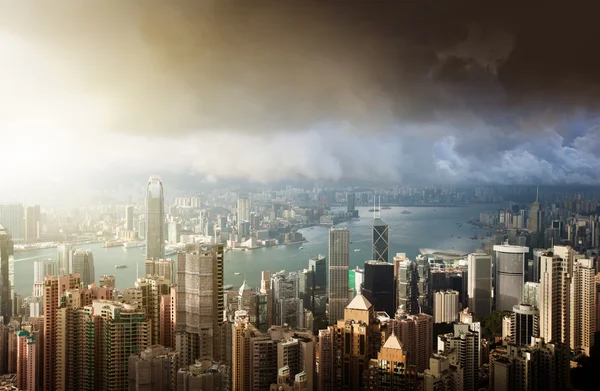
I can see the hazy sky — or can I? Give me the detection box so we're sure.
[2,0,600,202]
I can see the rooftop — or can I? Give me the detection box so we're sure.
[383,333,403,350]
[346,294,372,311]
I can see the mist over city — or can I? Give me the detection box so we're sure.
[2,1,600,391]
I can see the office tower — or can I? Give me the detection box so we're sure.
[372,218,389,262]
[177,359,225,391]
[467,253,492,317]
[43,274,81,390]
[0,225,13,321]
[328,228,350,324]
[437,324,479,391]
[135,276,171,345]
[347,193,355,213]
[434,290,459,324]
[99,274,116,289]
[128,345,178,391]
[168,221,181,244]
[527,188,544,234]
[146,176,165,259]
[25,205,40,241]
[126,205,134,230]
[33,259,57,283]
[570,258,596,355]
[237,196,250,232]
[493,245,529,312]
[530,248,545,283]
[395,312,433,373]
[308,255,326,295]
[365,333,417,391]
[271,271,304,328]
[348,267,364,298]
[415,255,432,314]
[522,282,539,308]
[0,204,24,241]
[362,260,395,316]
[71,249,95,287]
[56,244,72,275]
[539,246,572,390]
[260,270,273,328]
[176,244,224,366]
[145,258,176,282]
[511,304,539,346]
[397,258,418,315]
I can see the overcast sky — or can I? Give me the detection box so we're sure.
[2,0,600,203]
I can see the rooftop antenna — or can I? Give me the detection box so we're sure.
[536,185,539,202]
[375,195,381,219]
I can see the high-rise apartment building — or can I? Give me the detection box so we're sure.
[511,304,538,346]
[71,249,95,287]
[125,205,134,231]
[415,255,432,314]
[0,225,13,321]
[0,204,24,242]
[434,290,459,324]
[397,258,418,315]
[438,324,479,391]
[237,196,251,232]
[372,218,389,262]
[522,282,539,308]
[128,344,178,391]
[393,312,434,373]
[146,177,165,259]
[570,258,596,355]
[271,271,304,329]
[25,205,40,241]
[362,260,395,316]
[168,221,181,244]
[347,193,356,213]
[176,244,224,366]
[16,329,39,391]
[467,252,492,317]
[177,359,225,391]
[145,258,175,282]
[328,228,350,324]
[493,245,529,312]
[134,276,171,345]
[57,244,72,275]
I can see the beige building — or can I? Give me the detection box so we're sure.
[128,345,178,391]
[570,258,596,355]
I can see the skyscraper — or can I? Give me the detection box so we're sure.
[125,205,134,231]
[0,204,24,242]
[511,304,539,346]
[308,255,326,296]
[528,187,544,234]
[397,258,418,315]
[493,245,529,312]
[372,218,389,262]
[71,249,95,288]
[570,258,596,355]
[25,205,40,241]
[237,196,250,232]
[467,253,492,317]
[347,193,355,213]
[0,225,13,321]
[362,260,395,316]
[57,244,72,275]
[176,244,224,366]
[328,228,350,324]
[434,290,459,324]
[146,177,165,260]
[128,345,178,391]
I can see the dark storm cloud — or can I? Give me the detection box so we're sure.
[3,0,600,186]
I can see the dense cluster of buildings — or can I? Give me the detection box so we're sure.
[1,182,600,390]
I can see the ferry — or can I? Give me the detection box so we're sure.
[103,241,124,248]
[124,241,146,249]
[354,249,361,252]
[401,210,411,214]
[299,246,304,250]
[223,284,234,290]
[115,265,127,269]
[381,206,391,210]
[234,272,241,275]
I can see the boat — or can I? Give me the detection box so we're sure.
[103,241,123,248]
[299,246,304,250]
[457,236,461,239]
[123,241,145,249]
[273,246,277,248]
[234,272,241,275]
[470,235,478,240]
[354,249,361,252]
[368,208,380,212]
[480,235,485,240]
[115,265,127,269]
[223,284,234,290]
[381,206,391,210]
[401,210,411,214]
[457,223,462,227]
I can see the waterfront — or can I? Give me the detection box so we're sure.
[12,204,503,296]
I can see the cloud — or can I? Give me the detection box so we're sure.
[2,0,600,197]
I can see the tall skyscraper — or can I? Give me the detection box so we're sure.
[372,218,389,262]
[25,205,40,241]
[434,290,459,324]
[347,193,355,213]
[539,246,572,390]
[168,221,181,244]
[511,304,539,346]
[493,245,529,312]
[176,244,224,366]
[570,258,596,355]
[125,205,134,231]
[0,225,13,321]
[362,260,395,316]
[146,177,165,259]
[415,255,432,314]
[134,276,171,346]
[237,196,250,232]
[328,228,350,324]
[71,249,95,288]
[397,258,418,315]
[57,244,72,275]
[438,324,479,391]
[467,253,492,317]
[394,312,434,373]
[128,345,178,391]
[528,187,544,234]
[308,255,326,296]
[145,258,176,282]
[365,333,417,390]
[0,204,24,242]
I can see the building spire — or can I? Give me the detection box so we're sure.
[536,185,539,202]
